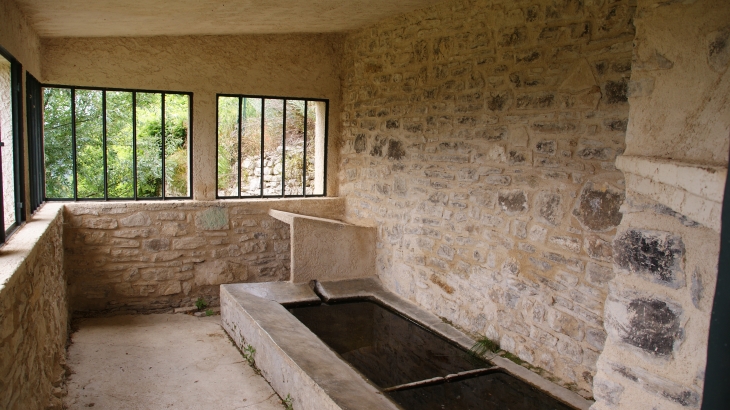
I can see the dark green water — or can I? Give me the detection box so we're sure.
[289,301,574,410]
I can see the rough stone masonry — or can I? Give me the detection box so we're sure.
[339,0,634,395]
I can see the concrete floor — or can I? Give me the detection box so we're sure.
[63,314,285,410]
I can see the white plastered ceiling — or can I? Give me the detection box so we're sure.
[13,0,446,37]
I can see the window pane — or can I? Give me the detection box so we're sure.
[75,90,104,198]
[164,94,189,197]
[43,88,74,198]
[263,99,284,196]
[0,56,14,228]
[241,98,262,196]
[285,100,305,195]
[217,96,239,196]
[106,91,134,198]
[136,92,162,198]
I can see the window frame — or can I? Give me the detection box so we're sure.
[0,45,25,244]
[215,93,329,199]
[40,84,194,201]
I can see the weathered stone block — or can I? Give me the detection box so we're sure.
[606,296,682,356]
[593,377,624,407]
[584,235,613,262]
[82,218,118,230]
[609,363,700,408]
[586,262,615,286]
[613,229,685,288]
[572,182,623,232]
[548,309,584,341]
[195,208,229,231]
[498,190,528,215]
[120,212,152,227]
[173,237,208,250]
[143,238,170,252]
[535,192,563,226]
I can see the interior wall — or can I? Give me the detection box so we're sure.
[41,34,344,200]
[591,0,730,409]
[339,0,633,395]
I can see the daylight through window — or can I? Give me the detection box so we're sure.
[216,95,327,198]
[42,87,192,200]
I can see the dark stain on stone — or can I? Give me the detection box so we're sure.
[509,150,526,165]
[573,183,623,231]
[517,51,541,63]
[354,134,367,153]
[605,79,628,104]
[488,93,509,111]
[612,60,632,73]
[709,26,730,71]
[370,136,387,157]
[526,6,540,22]
[595,61,607,75]
[614,229,684,287]
[386,119,400,129]
[498,191,528,214]
[536,140,556,155]
[577,147,613,160]
[430,274,455,294]
[387,140,406,160]
[531,122,576,133]
[604,118,628,131]
[499,26,527,47]
[509,72,522,87]
[625,298,680,356]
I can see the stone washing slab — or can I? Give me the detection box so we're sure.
[223,281,321,306]
[220,283,399,410]
[268,209,376,283]
[315,277,592,410]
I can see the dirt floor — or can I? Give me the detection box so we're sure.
[62,313,285,410]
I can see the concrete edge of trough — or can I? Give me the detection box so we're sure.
[220,283,402,410]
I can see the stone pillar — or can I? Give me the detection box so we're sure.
[314,101,326,195]
[590,0,730,409]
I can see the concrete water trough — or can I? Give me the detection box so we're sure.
[220,277,592,410]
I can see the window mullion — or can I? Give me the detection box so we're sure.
[237,97,242,198]
[132,92,138,200]
[303,101,308,198]
[71,88,78,201]
[161,93,166,199]
[281,99,286,197]
[102,90,108,200]
[259,99,264,198]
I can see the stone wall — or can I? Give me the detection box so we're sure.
[591,0,730,409]
[339,0,634,394]
[64,198,344,314]
[0,204,67,410]
[0,56,14,230]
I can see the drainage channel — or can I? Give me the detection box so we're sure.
[288,291,578,410]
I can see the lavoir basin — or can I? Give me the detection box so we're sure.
[221,278,592,410]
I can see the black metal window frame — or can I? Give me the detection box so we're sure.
[41,84,194,201]
[0,45,26,244]
[26,73,44,214]
[215,93,329,199]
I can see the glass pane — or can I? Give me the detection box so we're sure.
[263,99,284,196]
[43,88,74,198]
[164,94,189,197]
[241,97,262,196]
[136,92,162,198]
[0,56,15,228]
[284,100,305,195]
[305,101,316,195]
[106,91,134,198]
[217,96,239,196]
[75,89,104,198]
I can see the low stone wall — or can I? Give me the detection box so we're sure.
[64,198,344,314]
[0,204,67,410]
